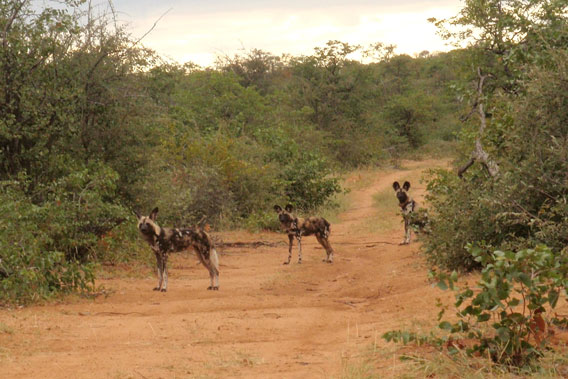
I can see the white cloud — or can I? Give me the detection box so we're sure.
[126,2,462,66]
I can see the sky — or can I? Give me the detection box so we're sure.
[108,0,464,67]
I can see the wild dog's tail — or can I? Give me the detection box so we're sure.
[210,247,220,274]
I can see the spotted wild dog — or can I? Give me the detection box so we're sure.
[135,207,219,291]
[393,181,416,245]
[274,204,334,264]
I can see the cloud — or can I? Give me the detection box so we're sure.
[122,1,462,66]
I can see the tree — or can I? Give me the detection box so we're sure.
[423,0,568,270]
[216,48,284,94]
[0,0,159,303]
[431,0,568,176]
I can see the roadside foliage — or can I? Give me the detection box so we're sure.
[384,0,568,372]
[0,1,462,304]
[2,0,568,374]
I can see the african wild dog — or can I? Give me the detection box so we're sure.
[135,207,219,291]
[393,181,416,245]
[274,204,334,264]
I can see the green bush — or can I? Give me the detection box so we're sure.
[0,164,130,304]
[281,151,342,211]
[0,186,94,304]
[431,245,568,368]
[384,245,568,370]
[422,52,568,271]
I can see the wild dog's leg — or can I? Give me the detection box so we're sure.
[323,224,334,263]
[405,217,411,244]
[195,248,211,290]
[325,237,335,263]
[196,246,220,291]
[160,252,168,292]
[317,235,334,263]
[153,250,163,291]
[296,232,302,264]
[203,255,216,291]
[401,216,411,245]
[210,248,220,290]
[316,235,327,262]
[205,250,220,290]
[283,234,294,265]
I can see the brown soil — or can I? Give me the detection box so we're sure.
[2,159,561,378]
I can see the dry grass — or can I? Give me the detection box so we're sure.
[341,330,568,379]
[369,186,400,233]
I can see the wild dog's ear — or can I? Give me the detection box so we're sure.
[285,204,294,213]
[134,210,141,219]
[403,181,411,191]
[274,205,282,213]
[393,181,401,191]
[149,207,159,221]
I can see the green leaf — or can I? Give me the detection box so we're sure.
[548,289,559,308]
[497,327,510,342]
[439,321,452,331]
[450,270,458,281]
[518,273,532,287]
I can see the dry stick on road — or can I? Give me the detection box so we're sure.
[216,240,398,249]
[457,67,500,178]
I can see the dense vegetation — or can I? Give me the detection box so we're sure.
[422,0,568,271]
[2,0,567,372]
[0,0,463,304]
[385,0,568,371]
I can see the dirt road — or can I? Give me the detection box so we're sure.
[0,159,452,378]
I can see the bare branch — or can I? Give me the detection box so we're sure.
[2,0,26,50]
[458,157,475,178]
[129,8,172,50]
[457,67,500,178]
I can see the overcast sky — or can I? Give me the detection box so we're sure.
[108,0,464,67]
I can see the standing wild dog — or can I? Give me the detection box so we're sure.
[274,204,334,264]
[135,207,219,291]
[392,181,416,245]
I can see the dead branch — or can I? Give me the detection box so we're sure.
[457,157,475,178]
[216,241,285,248]
[458,67,500,178]
[215,240,398,249]
[129,8,172,50]
[2,1,25,49]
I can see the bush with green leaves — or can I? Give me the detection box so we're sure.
[280,151,342,211]
[0,163,132,305]
[0,185,92,305]
[422,50,568,271]
[385,245,568,369]
[434,245,568,367]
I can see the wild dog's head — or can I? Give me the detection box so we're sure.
[134,207,161,238]
[273,204,296,230]
[392,181,411,206]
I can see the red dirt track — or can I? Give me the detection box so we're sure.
[1,160,465,378]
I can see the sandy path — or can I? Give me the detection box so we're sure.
[0,159,452,378]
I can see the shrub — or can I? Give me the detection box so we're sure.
[421,168,495,271]
[281,151,342,211]
[0,164,129,304]
[384,245,568,370]
[0,186,94,304]
[431,245,568,367]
